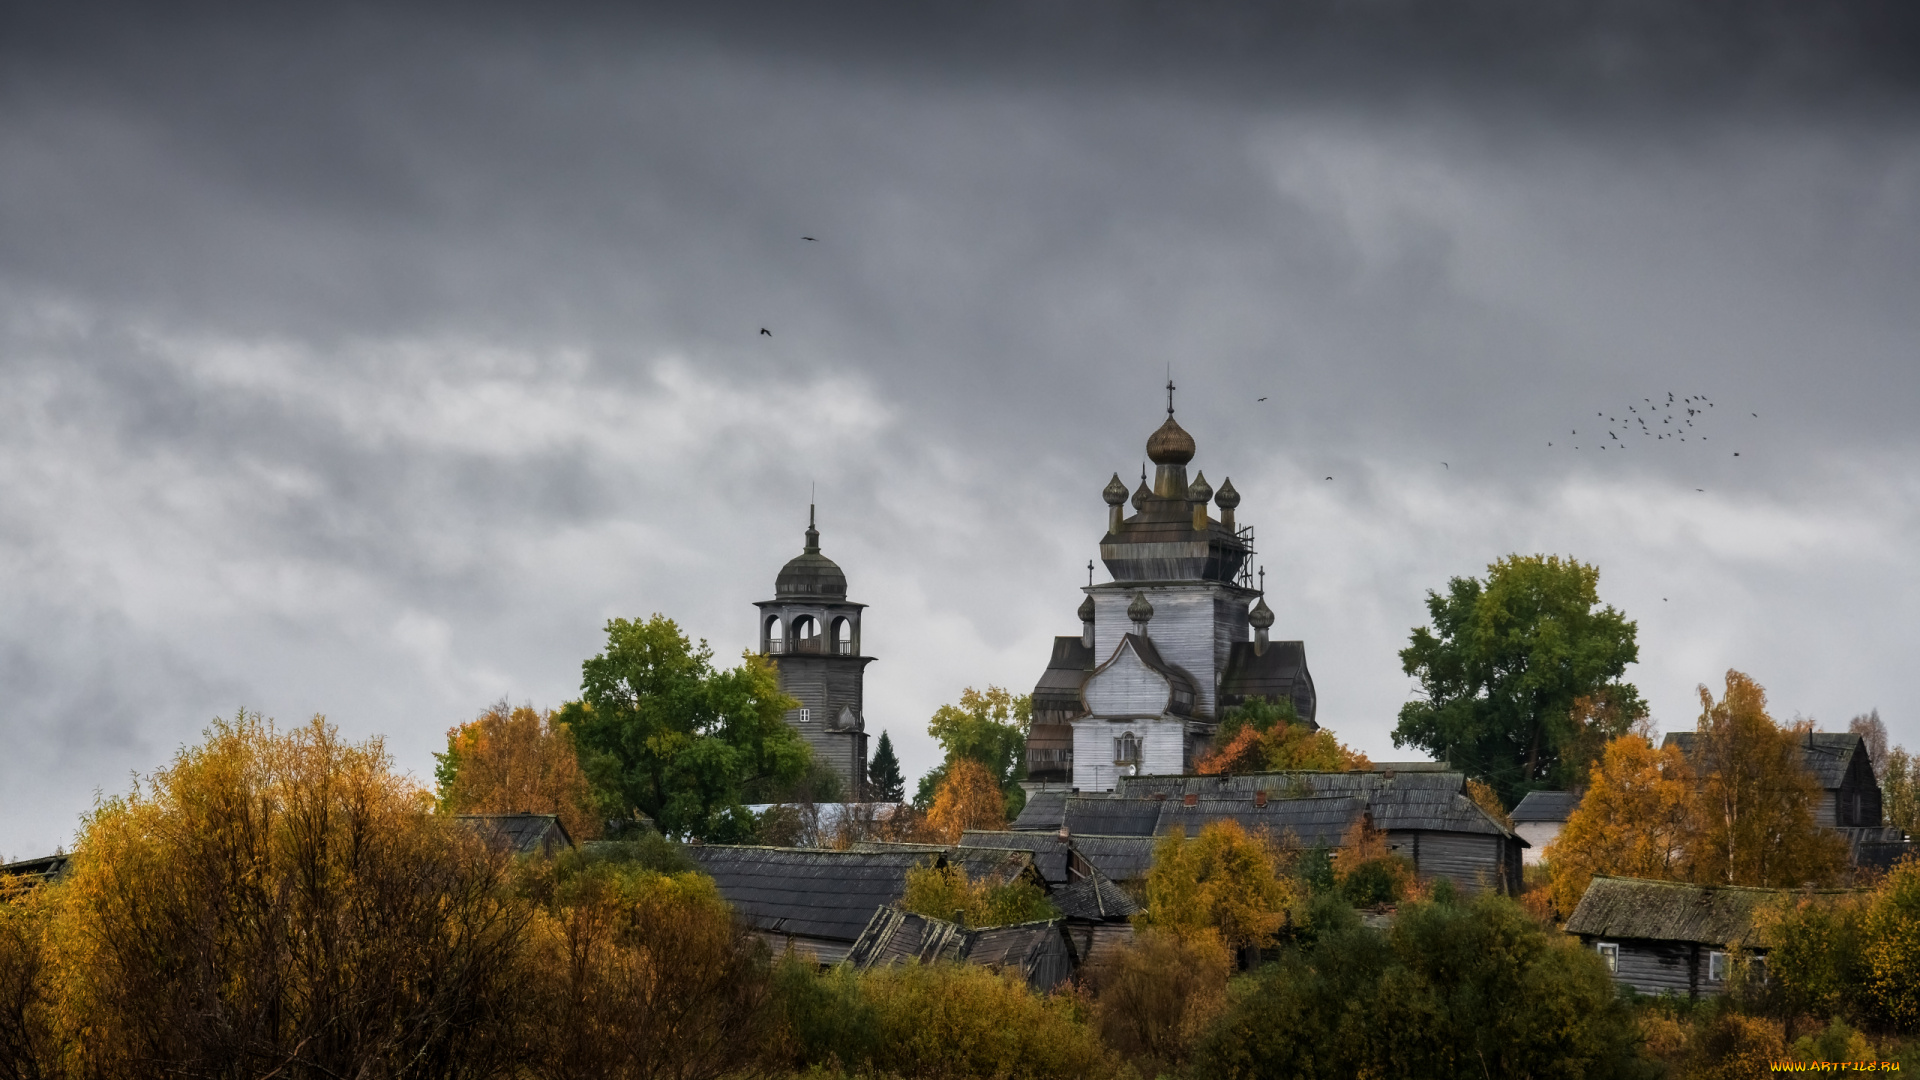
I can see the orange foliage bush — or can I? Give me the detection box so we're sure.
[925,758,1007,842]
[438,700,602,841]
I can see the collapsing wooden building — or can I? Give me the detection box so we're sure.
[844,910,1078,991]
[688,846,935,964]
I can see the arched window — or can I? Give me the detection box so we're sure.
[1113,732,1141,765]
[764,614,785,654]
[831,616,853,655]
[792,615,819,652]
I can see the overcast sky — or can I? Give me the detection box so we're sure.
[2,2,1917,857]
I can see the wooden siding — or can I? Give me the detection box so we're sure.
[1390,830,1514,894]
[1065,922,1135,968]
[1082,643,1171,717]
[1089,583,1245,719]
[1605,939,1700,998]
[1071,716,1185,791]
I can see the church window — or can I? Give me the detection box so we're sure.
[831,616,853,655]
[765,615,785,654]
[1114,733,1141,765]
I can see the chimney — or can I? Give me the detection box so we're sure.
[1254,790,1268,808]
[1183,793,1198,806]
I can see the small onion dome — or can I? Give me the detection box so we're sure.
[775,511,848,598]
[1077,594,1096,622]
[1248,596,1275,629]
[1103,472,1129,506]
[1188,470,1213,504]
[1146,415,1196,465]
[1214,476,1240,510]
[1131,478,1151,510]
[1128,591,1155,623]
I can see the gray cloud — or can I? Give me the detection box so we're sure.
[1,2,1917,856]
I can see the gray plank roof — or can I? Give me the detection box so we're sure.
[1664,731,1868,792]
[454,813,573,856]
[1051,871,1141,922]
[1156,795,1366,845]
[1217,640,1317,724]
[1114,770,1517,839]
[0,853,69,885]
[1069,835,1158,883]
[1011,790,1068,831]
[1561,876,1830,949]
[689,845,931,944]
[1063,797,1163,837]
[844,909,1075,990]
[1511,791,1581,823]
[958,831,1074,885]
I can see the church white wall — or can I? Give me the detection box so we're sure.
[1089,583,1247,718]
[1071,715,1186,792]
[1082,642,1170,717]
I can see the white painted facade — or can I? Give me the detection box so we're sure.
[1072,715,1186,794]
[1515,821,1563,865]
[1087,582,1248,719]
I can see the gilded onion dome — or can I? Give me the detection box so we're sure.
[1131,477,1151,510]
[1188,470,1213,504]
[1248,595,1275,629]
[1146,415,1196,465]
[1127,591,1155,623]
[1102,472,1129,506]
[1214,476,1240,510]
[1077,594,1097,621]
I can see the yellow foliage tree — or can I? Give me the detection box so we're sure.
[437,700,601,841]
[899,862,1056,927]
[925,758,1007,843]
[1548,735,1696,915]
[1862,854,1920,1030]
[1688,671,1847,888]
[1466,778,1512,829]
[1144,820,1294,951]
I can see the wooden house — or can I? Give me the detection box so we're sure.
[454,813,573,857]
[1664,731,1911,868]
[844,909,1077,991]
[689,845,934,964]
[0,853,70,887]
[1561,876,1853,998]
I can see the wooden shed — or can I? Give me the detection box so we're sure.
[844,909,1077,991]
[1562,876,1828,998]
[689,845,934,964]
[454,813,574,858]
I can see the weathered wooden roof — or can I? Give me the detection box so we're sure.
[1114,770,1517,840]
[1664,731,1869,792]
[845,908,1076,989]
[1063,796,1164,837]
[958,831,1074,884]
[1511,791,1581,823]
[1563,876,1795,948]
[1068,835,1159,883]
[949,847,1043,889]
[0,853,70,886]
[1032,636,1095,711]
[1050,871,1141,922]
[1217,641,1317,724]
[1157,795,1366,845]
[689,845,929,944]
[455,813,574,856]
[1011,790,1068,831]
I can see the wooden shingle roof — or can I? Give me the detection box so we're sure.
[1564,876,1791,949]
[1511,791,1581,824]
[455,813,573,856]
[1068,835,1158,883]
[1011,790,1068,831]
[1664,731,1869,793]
[958,831,1075,885]
[1050,871,1140,922]
[1063,796,1164,837]
[689,845,930,944]
[1115,770,1517,840]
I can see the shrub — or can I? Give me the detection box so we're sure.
[900,863,1057,928]
[1084,929,1230,1076]
[1863,855,1920,1030]
[0,879,58,1079]
[1145,821,1295,951]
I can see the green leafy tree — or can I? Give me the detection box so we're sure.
[1393,554,1645,805]
[912,686,1030,820]
[558,615,810,841]
[868,731,906,803]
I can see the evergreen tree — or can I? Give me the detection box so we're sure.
[868,730,906,802]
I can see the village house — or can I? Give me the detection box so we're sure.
[688,846,935,964]
[454,812,574,857]
[844,909,1078,990]
[1510,790,1579,865]
[1562,876,1850,998]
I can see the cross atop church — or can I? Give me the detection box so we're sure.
[1166,376,1176,417]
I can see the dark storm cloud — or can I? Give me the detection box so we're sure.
[1,1,1918,855]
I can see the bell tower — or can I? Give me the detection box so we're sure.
[754,506,873,797]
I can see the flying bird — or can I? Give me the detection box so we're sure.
[1257,396,1268,401]
[802,236,818,241]
[760,328,771,336]
[1734,452,1741,457]
[1442,462,1449,469]
[1325,476,1334,481]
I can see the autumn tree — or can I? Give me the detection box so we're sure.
[1849,708,1889,765]
[1547,734,1696,914]
[1144,820,1296,952]
[868,730,906,803]
[1861,854,1920,1030]
[1687,670,1847,888]
[559,615,811,841]
[1884,746,1920,836]
[1394,554,1645,805]
[54,712,527,1079]
[436,699,601,841]
[1197,696,1369,775]
[924,758,1007,842]
[1085,930,1230,1078]
[899,861,1057,927]
[914,686,1030,820]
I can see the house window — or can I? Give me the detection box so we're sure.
[1708,951,1728,983]
[1114,733,1141,765]
[1595,942,1619,974]
[796,708,810,725]
[1749,956,1767,984]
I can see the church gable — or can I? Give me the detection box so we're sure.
[1082,637,1173,719]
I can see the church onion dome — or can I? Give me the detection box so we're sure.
[1248,595,1275,629]
[1077,594,1097,622]
[775,512,848,599]
[1102,472,1129,506]
[1146,415,1196,465]
[1131,478,1150,510]
[1188,471,1213,504]
[1214,476,1240,509]
[1127,591,1155,623]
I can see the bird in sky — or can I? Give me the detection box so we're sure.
[1325,476,1333,481]
[760,328,771,336]
[1734,452,1741,457]
[1442,462,1449,469]
[802,236,818,241]
[1257,396,1268,401]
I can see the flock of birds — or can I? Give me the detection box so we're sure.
[1544,392,1753,458]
